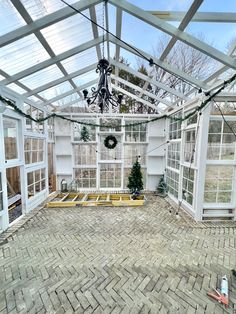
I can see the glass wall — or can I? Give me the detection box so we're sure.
[74,168,96,188]
[24,138,44,164]
[100,164,121,188]
[0,173,3,211]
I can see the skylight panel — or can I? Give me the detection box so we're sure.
[19,64,64,90]
[7,83,27,95]
[38,82,73,100]
[20,0,79,21]
[72,70,98,86]
[0,0,26,36]
[40,10,93,55]
[61,47,98,73]
[52,92,81,107]
[0,34,50,75]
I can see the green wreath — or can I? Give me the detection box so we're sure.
[104,135,117,149]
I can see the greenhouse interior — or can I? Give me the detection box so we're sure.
[2,1,236,313]
[0,0,236,232]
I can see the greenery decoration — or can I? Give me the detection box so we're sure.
[80,126,90,142]
[127,159,143,192]
[0,73,236,129]
[104,135,117,149]
[156,175,168,197]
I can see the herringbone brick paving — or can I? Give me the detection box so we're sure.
[0,196,236,313]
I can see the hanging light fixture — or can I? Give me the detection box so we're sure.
[82,1,123,114]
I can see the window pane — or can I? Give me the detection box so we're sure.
[3,118,18,160]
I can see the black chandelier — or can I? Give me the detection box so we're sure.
[82,58,123,114]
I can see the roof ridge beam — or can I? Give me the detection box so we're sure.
[109,0,236,69]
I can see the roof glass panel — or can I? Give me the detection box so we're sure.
[20,0,78,21]
[121,12,172,59]
[0,34,50,75]
[52,92,81,107]
[7,83,27,94]
[19,64,64,90]
[41,10,93,55]
[61,47,98,74]
[38,81,73,100]
[186,22,236,53]
[127,0,193,11]
[72,70,98,86]
[0,0,26,36]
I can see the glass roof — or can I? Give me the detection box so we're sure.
[61,47,98,74]
[38,81,73,100]
[0,0,26,36]
[19,64,64,90]
[41,10,93,55]
[0,0,235,114]
[0,34,50,75]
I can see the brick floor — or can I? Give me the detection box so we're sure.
[0,196,236,313]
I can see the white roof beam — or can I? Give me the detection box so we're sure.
[109,0,236,69]
[0,0,102,48]
[114,8,123,85]
[89,6,102,60]
[111,74,172,107]
[111,58,189,100]
[160,0,203,61]
[109,35,207,89]
[111,84,162,113]
[148,11,236,23]
[23,63,98,97]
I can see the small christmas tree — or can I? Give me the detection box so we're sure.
[80,126,90,142]
[156,175,167,197]
[127,159,143,192]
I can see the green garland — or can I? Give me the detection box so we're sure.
[0,73,235,128]
[104,135,117,149]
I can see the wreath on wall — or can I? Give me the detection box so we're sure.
[104,135,117,149]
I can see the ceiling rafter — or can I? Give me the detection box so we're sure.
[110,59,188,100]
[110,74,172,108]
[111,84,162,113]
[109,0,236,69]
[114,8,123,86]
[148,11,236,23]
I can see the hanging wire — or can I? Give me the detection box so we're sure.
[60,0,200,92]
